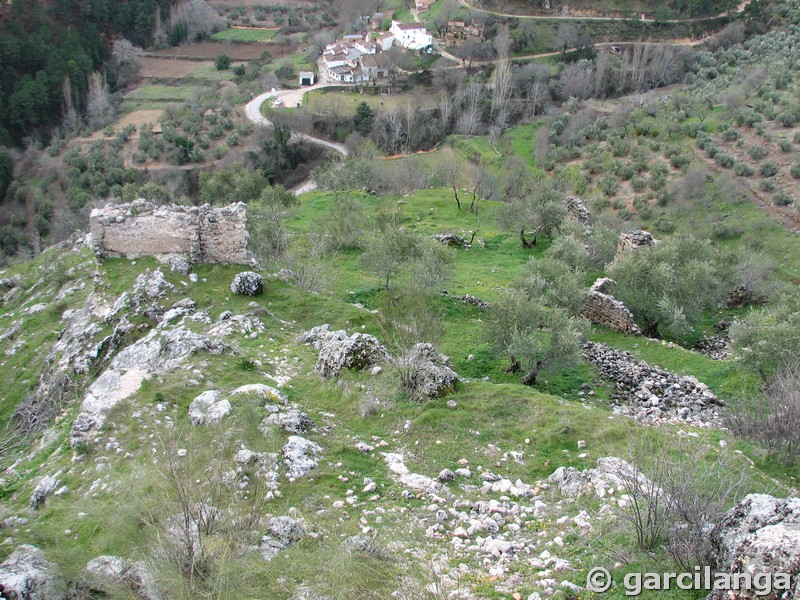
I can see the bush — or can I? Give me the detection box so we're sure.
[774,191,792,206]
[728,363,800,462]
[631,177,647,192]
[598,175,619,196]
[779,139,793,152]
[761,179,775,192]
[715,153,734,169]
[760,160,778,177]
[655,217,675,233]
[791,163,800,179]
[214,54,231,70]
[747,145,767,161]
[734,162,753,176]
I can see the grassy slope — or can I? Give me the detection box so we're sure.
[0,218,792,598]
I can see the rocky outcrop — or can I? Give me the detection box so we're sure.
[283,436,322,479]
[230,272,264,296]
[431,233,469,247]
[300,325,390,378]
[708,494,800,600]
[261,516,307,561]
[29,475,59,511]
[265,409,314,434]
[90,200,251,265]
[396,343,458,399]
[82,556,163,600]
[441,291,491,310]
[0,545,65,600]
[564,196,591,232]
[583,342,724,428]
[71,327,228,446]
[580,278,641,334]
[189,391,232,426]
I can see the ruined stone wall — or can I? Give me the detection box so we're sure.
[617,230,657,254]
[580,278,641,335]
[90,200,251,265]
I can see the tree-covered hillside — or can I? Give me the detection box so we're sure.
[0,0,175,145]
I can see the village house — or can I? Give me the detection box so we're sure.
[389,21,433,51]
[322,33,393,84]
[415,0,436,14]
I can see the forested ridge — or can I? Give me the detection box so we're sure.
[0,0,175,145]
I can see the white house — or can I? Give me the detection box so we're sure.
[389,21,433,51]
[376,31,395,52]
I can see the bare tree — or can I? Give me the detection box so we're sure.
[456,83,483,135]
[85,71,115,130]
[490,29,514,128]
[110,38,143,89]
[553,22,578,53]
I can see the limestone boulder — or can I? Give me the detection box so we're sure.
[230,272,264,296]
[0,545,65,600]
[707,494,800,600]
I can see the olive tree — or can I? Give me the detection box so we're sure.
[608,236,728,338]
[498,181,567,248]
[486,289,587,385]
[730,285,800,381]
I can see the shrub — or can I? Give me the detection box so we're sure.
[215,54,231,70]
[761,179,775,192]
[631,177,647,192]
[734,162,753,176]
[759,160,778,177]
[715,153,734,169]
[791,163,800,179]
[779,139,793,152]
[747,145,767,161]
[656,217,675,233]
[774,191,792,206]
[728,363,800,462]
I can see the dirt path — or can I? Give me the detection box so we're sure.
[456,0,751,22]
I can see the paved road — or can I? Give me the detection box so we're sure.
[244,86,349,156]
[456,0,751,22]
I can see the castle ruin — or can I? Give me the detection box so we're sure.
[90,200,251,265]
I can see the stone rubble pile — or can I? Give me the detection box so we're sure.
[583,342,724,428]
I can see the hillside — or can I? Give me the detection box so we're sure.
[1,0,800,598]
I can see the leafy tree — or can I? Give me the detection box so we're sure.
[486,289,587,386]
[608,236,728,338]
[0,151,13,201]
[361,229,419,290]
[215,54,231,70]
[517,254,588,316]
[199,165,267,205]
[353,102,374,136]
[730,285,800,381]
[498,180,566,248]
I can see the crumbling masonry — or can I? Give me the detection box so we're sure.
[90,200,251,264]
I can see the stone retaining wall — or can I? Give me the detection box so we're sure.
[90,200,250,265]
[580,278,641,334]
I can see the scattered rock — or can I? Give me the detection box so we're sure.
[230,272,264,296]
[441,291,491,310]
[283,436,322,479]
[29,475,59,511]
[189,391,232,426]
[261,516,306,560]
[0,544,65,600]
[162,254,191,275]
[230,383,288,403]
[342,535,386,558]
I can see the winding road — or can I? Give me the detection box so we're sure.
[244,85,349,156]
[455,0,752,23]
